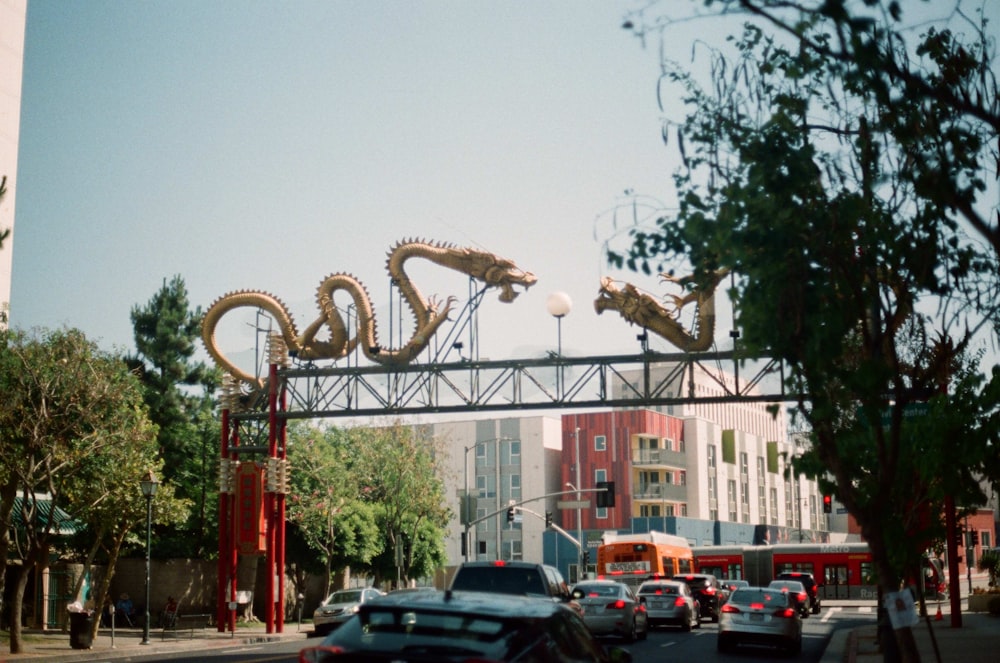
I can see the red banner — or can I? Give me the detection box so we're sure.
[236,462,267,555]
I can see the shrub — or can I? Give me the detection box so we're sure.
[987,595,1000,616]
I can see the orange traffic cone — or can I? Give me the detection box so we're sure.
[935,606,943,621]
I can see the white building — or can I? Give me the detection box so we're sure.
[0,0,27,327]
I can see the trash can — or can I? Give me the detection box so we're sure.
[69,610,94,650]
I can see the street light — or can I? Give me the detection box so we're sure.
[139,469,158,645]
[546,292,572,399]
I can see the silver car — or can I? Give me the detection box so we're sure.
[571,579,649,642]
[636,579,700,631]
[717,586,802,655]
[312,587,384,636]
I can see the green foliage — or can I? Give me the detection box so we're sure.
[128,275,220,556]
[988,595,1000,616]
[286,421,449,590]
[978,548,1000,587]
[616,0,999,595]
[0,326,187,653]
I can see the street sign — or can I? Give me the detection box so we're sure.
[557,500,590,509]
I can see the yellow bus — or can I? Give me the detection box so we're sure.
[596,531,694,588]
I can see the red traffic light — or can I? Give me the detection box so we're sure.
[822,494,833,513]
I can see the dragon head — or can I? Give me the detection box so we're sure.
[465,249,537,302]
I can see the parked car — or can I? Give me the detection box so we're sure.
[298,589,633,662]
[571,579,649,642]
[767,580,810,618]
[675,573,728,622]
[775,571,822,614]
[312,587,384,636]
[636,579,700,631]
[717,586,803,655]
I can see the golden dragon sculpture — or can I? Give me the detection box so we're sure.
[202,239,537,387]
[594,269,729,352]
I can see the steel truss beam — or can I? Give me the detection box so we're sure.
[229,351,796,422]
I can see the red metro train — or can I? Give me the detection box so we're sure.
[692,542,944,601]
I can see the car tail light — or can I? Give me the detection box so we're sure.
[607,599,627,610]
[491,560,506,567]
[796,592,807,603]
[749,603,765,610]
[299,646,346,662]
[702,586,716,595]
[774,607,796,618]
[674,596,687,607]
[721,603,741,614]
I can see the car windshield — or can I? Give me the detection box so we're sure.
[730,588,790,607]
[326,590,363,604]
[322,606,526,659]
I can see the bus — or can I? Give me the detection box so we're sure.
[692,543,945,601]
[596,531,694,588]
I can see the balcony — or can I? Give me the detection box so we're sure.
[631,448,687,467]
[634,482,688,502]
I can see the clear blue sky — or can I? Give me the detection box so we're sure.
[12,0,686,364]
[10,0,997,372]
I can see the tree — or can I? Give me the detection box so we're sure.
[128,275,219,556]
[350,424,450,585]
[615,3,999,661]
[0,328,181,654]
[285,422,450,592]
[286,423,381,596]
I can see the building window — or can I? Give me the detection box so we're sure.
[510,474,521,499]
[509,440,520,458]
[679,471,686,485]
[476,443,487,460]
[728,479,738,521]
[770,488,778,526]
[595,468,607,518]
[680,504,688,517]
[594,435,607,451]
[476,475,488,498]
[708,445,717,469]
[740,452,749,477]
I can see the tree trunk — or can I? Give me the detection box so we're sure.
[8,565,26,654]
[88,529,127,640]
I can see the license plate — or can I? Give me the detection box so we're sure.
[749,613,764,622]
[650,601,662,609]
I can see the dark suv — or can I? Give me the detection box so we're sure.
[450,560,573,603]
[774,571,821,614]
[675,573,728,623]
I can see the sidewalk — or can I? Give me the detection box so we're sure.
[0,622,312,662]
[822,598,1000,663]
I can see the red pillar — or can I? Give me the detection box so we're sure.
[228,428,239,634]
[265,360,278,633]
[275,382,287,632]
[216,408,229,631]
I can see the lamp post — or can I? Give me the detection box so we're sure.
[462,441,483,562]
[546,292,572,398]
[140,469,158,645]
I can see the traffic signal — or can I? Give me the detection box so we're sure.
[545,511,553,528]
[971,530,979,546]
[822,494,832,514]
[596,481,616,508]
[953,526,964,549]
[506,507,515,524]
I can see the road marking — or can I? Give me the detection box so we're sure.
[821,606,840,623]
[660,641,677,648]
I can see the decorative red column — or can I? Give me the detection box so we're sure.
[216,406,230,631]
